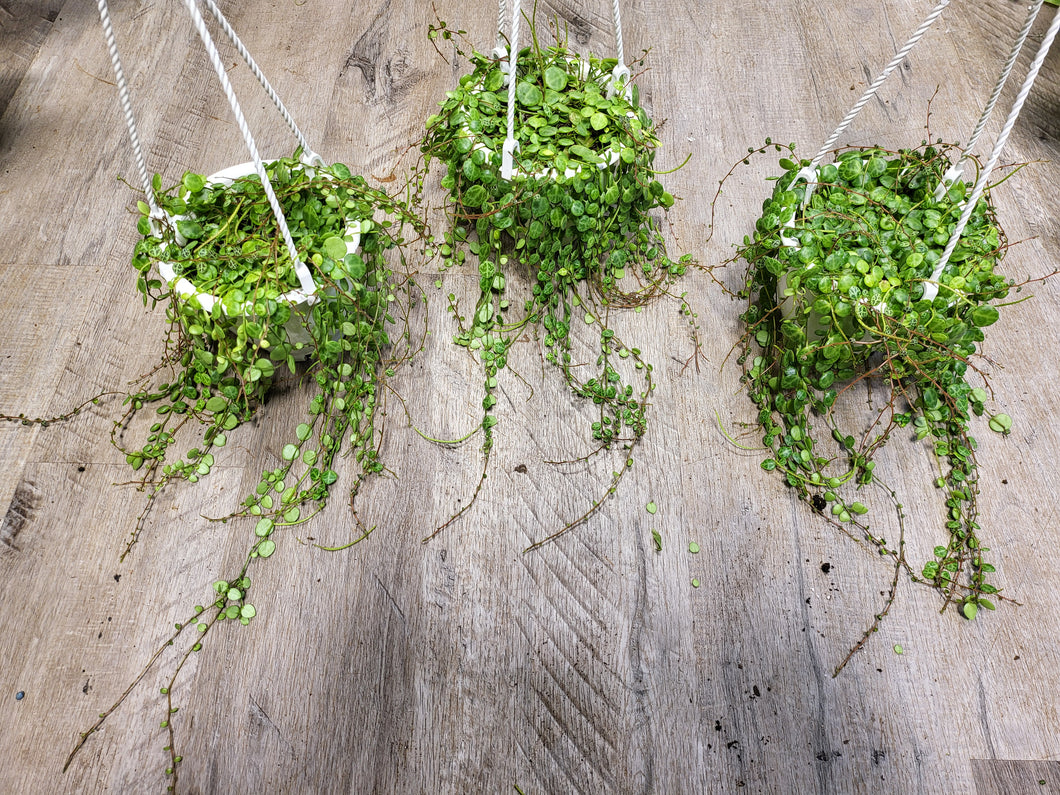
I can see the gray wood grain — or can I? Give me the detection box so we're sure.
[973,759,1060,795]
[1,0,1059,792]
[0,0,64,118]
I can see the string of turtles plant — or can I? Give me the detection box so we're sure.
[64,153,427,788]
[420,17,692,548]
[726,138,1048,674]
[111,154,423,557]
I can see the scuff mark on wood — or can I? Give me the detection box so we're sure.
[1,479,40,553]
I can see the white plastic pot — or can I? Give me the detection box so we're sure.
[459,55,635,183]
[156,161,362,358]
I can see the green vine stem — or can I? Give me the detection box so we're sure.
[1,393,117,427]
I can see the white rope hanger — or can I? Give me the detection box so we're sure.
[932,0,1046,201]
[924,1,1060,300]
[785,0,951,205]
[496,0,631,180]
[199,0,322,167]
[96,0,156,217]
[179,0,315,296]
[783,0,1059,302]
[96,0,319,296]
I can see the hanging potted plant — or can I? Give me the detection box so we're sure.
[65,0,427,786]
[117,153,421,551]
[420,13,692,547]
[729,0,1060,674]
[737,142,1010,620]
[76,149,426,786]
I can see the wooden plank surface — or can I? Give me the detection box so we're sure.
[972,759,1060,794]
[2,0,1060,792]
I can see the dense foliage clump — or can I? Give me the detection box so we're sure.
[120,156,422,555]
[738,143,1013,648]
[421,31,691,544]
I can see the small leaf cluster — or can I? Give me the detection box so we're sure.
[737,143,1011,618]
[420,32,689,538]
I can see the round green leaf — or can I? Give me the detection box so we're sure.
[182,172,205,193]
[484,68,505,92]
[543,65,568,91]
[988,413,1012,434]
[970,305,999,328]
[176,219,203,240]
[515,81,543,106]
[463,185,487,208]
[323,236,348,260]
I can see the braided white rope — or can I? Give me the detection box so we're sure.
[611,0,627,79]
[501,0,523,180]
[923,2,1060,300]
[783,0,948,243]
[181,0,315,296]
[781,0,949,242]
[496,0,508,52]
[96,0,157,216]
[811,0,950,168]
[200,0,321,166]
[500,0,629,180]
[934,0,1044,199]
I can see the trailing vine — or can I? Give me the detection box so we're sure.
[420,18,692,548]
[731,140,1036,673]
[65,153,426,787]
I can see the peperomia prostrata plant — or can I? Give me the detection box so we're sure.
[68,153,426,786]
[420,18,692,548]
[733,140,1031,673]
